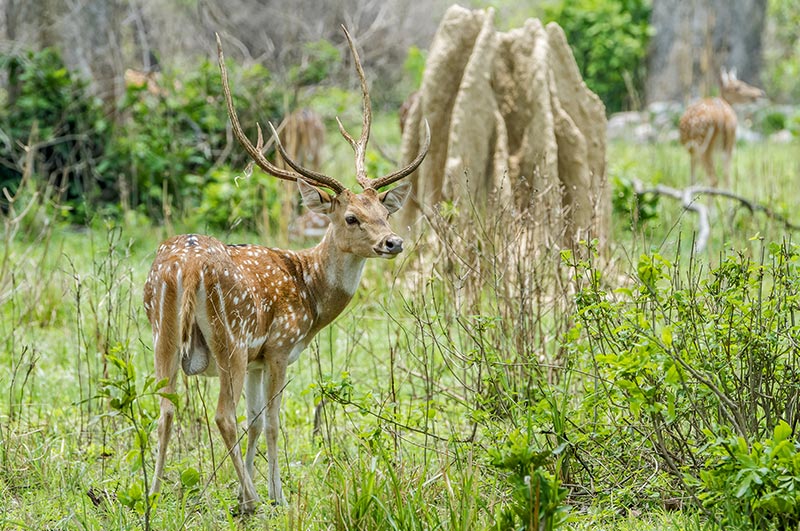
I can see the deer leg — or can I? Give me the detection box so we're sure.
[150,289,181,497]
[721,133,736,190]
[689,151,698,185]
[701,150,718,188]
[215,341,259,513]
[263,356,289,505]
[243,366,265,488]
[721,149,732,190]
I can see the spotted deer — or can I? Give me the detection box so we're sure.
[143,27,430,513]
[679,67,764,188]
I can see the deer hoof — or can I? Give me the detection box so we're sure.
[231,500,258,517]
[270,495,288,507]
[234,490,260,516]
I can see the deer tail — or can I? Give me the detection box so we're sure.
[179,267,201,346]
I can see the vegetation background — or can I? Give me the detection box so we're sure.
[1,0,800,530]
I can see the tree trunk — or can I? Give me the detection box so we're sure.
[646,0,767,103]
[79,0,124,109]
[37,0,59,49]
[5,0,20,107]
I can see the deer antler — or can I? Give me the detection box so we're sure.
[216,33,346,194]
[218,29,429,194]
[336,25,372,190]
[370,119,430,190]
[335,26,430,191]
[267,122,343,187]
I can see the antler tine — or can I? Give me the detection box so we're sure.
[338,25,372,190]
[370,119,431,191]
[267,122,347,192]
[217,34,297,183]
[216,33,345,194]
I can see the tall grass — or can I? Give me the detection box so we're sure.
[0,139,798,530]
[609,140,800,261]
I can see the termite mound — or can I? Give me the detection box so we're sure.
[400,6,609,252]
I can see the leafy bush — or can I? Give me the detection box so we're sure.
[566,239,800,516]
[762,111,787,135]
[97,349,162,524]
[752,108,789,135]
[790,113,800,137]
[194,166,287,233]
[490,428,570,531]
[288,39,340,88]
[700,422,800,530]
[0,48,292,223]
[611,175,660,228]
[545,0,652,113]
[403,45,427,89]
[103,59,286,218]
[752,107,800,138]
[763,0,800,102]
[0,48,109,220]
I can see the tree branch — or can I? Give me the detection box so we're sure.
[631,179,800,252]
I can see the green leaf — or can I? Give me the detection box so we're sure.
[735,475,752,498]
[661,325,673,347]
[774,420,792,444]
[181,467,200,488]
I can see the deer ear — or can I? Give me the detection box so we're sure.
[297,179,333,215]
[379,181,411,215]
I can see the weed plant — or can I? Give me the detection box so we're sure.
[1,139,799,530]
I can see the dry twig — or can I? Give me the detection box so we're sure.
[631,179,800,252]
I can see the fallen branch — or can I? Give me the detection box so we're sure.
[631,179,800,252]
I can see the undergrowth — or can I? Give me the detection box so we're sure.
[2,141,800,530]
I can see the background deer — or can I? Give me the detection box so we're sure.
[679,67,765,188]
[143,27,430,513]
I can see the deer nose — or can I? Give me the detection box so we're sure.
[382,235,404,255]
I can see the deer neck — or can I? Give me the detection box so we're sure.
[300,228,366,325]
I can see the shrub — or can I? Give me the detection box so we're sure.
[403,45,426,89]
[700,421,800,530]
[288,39,340,89]
[545,0,652,113]
[611,175,660,228]
[763,0,800,103]
[753,108,788,135]
[0,48,109,220]
[193,166,287,233]
[103,59,286,218]
[490,428,570,531]
[0,49,292,223]
[566,239,800,514]
[790,113,800,137]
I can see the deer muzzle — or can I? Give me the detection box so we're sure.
[376,235,404,256]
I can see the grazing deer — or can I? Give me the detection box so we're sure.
[143,27,430,513]
[679,67,764,188]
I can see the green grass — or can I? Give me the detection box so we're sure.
[0,218,504,530]
[1,138,799,530]
[608,139,800,261]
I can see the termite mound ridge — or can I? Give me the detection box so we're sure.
[400,6,609,252]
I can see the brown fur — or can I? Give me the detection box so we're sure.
[143,181,411,511]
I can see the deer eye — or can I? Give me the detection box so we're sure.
[345,214,359,226]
